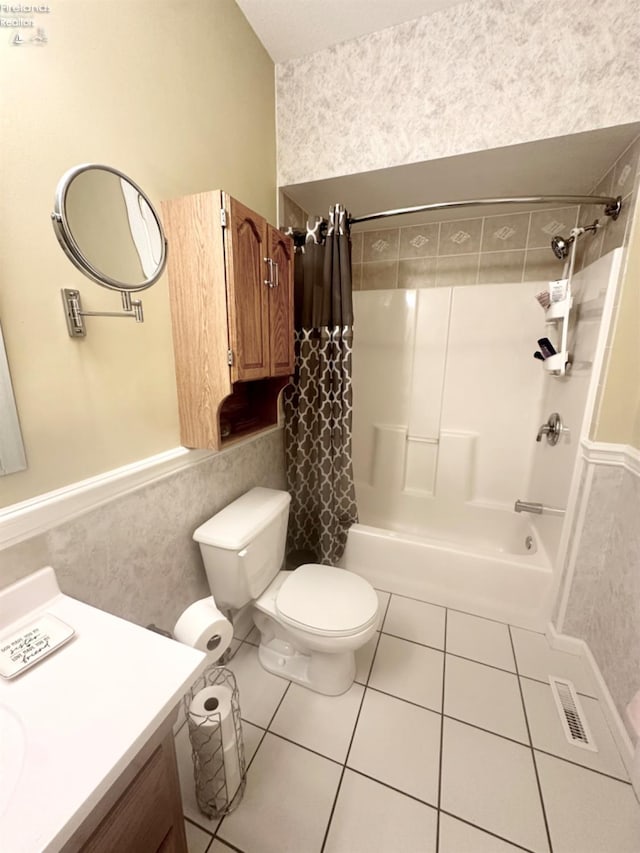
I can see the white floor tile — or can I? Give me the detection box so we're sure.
[242,719,266,767]
[368,633,443,711]
[446,610,515,671]
[511,628,598,696]
[536,751,640,853]
[439,813,527,853]
[226,642,289,727]
[324,769,438,853]
[374,589,391,629]
[218,733,341,853]
[347,688,441,805]
[441,718,549,852]
[354,631,379,684]
[184,819,213,853]
[382,595,446,649]
[522,677,628,779]
[444,654,528,743]
[270,681,364,762]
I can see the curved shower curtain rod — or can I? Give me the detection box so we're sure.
[348,194,622,226]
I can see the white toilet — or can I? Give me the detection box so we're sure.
[193,487,379,696]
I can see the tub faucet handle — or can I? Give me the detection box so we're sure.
[536,412,563,445]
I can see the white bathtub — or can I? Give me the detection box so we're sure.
[340,509,554,631]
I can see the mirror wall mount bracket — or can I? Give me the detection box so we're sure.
[61,289,144,338]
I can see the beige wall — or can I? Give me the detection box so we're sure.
[594,200,640,449]
[0,0,276,507]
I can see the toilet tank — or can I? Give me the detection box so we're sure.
[193,487,291,609]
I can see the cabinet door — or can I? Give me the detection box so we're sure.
[267,225,295,376]
[224,195,270,382]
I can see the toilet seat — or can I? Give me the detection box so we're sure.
[275,564,378,638]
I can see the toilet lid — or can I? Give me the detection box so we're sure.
[276,564,379,637]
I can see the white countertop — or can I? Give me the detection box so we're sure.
[0,567,206,853]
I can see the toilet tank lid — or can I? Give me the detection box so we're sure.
[193,487,291,550]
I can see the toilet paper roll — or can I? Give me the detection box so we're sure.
[195,739,242,812]
[189,684,236,746]
[173,597,233,661]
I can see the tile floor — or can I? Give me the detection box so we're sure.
[175,590,640,853]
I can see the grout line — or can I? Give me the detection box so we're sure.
[266,730,344,767]
[211,835,245,853]
[435,607,448,853]
[347,766,438,810]
[439,809,537,853]
[319,593,392,853]
[215,684,291,842]
[532,747,632,786]
[508,625,554,853]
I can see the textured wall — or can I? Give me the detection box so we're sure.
[0,0,276,507]
[276,0,640,187]
[0,430,286,632]
[563,463,640,731]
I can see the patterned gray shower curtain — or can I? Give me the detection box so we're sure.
[283,204,358,565]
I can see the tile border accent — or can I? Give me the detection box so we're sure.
[581,439,640,478]
[0,427,282,548]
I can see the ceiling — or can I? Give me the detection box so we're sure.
[235,0,469,63]
[282,124,640,231]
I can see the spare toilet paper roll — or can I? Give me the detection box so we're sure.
[189,684,236,746]
[173,597,233,661]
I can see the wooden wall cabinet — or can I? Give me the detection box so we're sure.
[162,191,294,449]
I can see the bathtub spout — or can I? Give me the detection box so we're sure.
[515,500,543,514]
[514,500,565,516]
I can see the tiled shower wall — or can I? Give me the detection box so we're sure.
[351,125,638,292]
[282,134,639,295]
[351,207,578,290]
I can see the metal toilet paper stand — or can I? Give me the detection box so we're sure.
[184,665,246,817]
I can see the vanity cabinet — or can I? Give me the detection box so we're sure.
[162,190,294,449]
[62,721,187,853]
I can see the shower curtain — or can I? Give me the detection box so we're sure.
[283,204,358,565]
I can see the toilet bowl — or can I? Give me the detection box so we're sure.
[193,487,379,696]
[253,565,378,694]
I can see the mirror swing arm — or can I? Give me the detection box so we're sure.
[51,163,167,338]
[60,288,143,338]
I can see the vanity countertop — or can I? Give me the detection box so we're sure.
[0,567,206,853]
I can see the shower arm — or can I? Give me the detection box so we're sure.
[348,195,622,226]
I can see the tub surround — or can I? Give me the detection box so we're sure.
[0,429,286,632]
[0,567,205,852]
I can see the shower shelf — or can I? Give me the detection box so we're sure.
[542,287,572,376]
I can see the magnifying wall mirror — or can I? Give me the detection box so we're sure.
[51,164,168,336]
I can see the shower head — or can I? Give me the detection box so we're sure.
[550,220,601,260]
[551,235,572,260]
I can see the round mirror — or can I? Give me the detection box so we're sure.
[51,164,167,292]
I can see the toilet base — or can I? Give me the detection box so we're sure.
[257,637,356,696]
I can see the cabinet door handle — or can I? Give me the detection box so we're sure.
[273,260,279,288]
[264,257,273,287]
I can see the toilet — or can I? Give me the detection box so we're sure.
[193,487,379,696]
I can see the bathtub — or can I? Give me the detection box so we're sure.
[340,508,554,631]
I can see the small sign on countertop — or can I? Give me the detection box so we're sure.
[0,614,75,679]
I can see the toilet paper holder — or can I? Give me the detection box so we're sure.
[183,664,246,818]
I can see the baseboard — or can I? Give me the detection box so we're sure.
[547,621,636,780]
